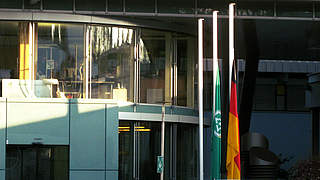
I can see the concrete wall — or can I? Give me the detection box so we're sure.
[0,98,119,180]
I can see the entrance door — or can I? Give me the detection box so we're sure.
[6,145,69,180]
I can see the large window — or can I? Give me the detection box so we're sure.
[88,26,135,101]
[139,29,169,104]
[37,23,84,98]
[6,145,69,180]
[0,21,195,108]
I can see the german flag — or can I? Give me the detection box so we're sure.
[226,64,241,179]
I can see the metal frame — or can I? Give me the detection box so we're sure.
[0,9,319,33]
[119,112,205,125]
[1,4,320,21]
[172,38,178,105]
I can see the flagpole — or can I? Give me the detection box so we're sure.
[212,10,221,180]
[198,18,204,180]
[213,11,218,123]
[227,4,241,179]
[229,3,235,100]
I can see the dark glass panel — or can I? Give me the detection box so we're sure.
[254,20,318,61]
[277,2,313,17]
[43,0,73,10]
[0,0,22,9]
[164,123,177,180]
[126,0,154,13]
[108,0,123,12]
[24,0,41,9]
[197,0,228,15]
[119,121,134,180]
[158,0,194,14]
[75,0,105,11]
[176,38,196,108]
[315,2,320,18]
[177,124,198,179]
[6,145,69,180]
[136,122,161,180]
[237,2,274,16]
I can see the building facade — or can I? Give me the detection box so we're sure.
[1,0,320,180]
[0,2,201,180]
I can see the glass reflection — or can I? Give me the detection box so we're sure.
[36,23,84,98]
[237,2,274,16]
[197,0,227,15]
[89,26,134,101]
[24,0,40,9]
[140,29,171,104]
[0,21,195,105]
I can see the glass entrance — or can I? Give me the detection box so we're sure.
[6,145,69,180]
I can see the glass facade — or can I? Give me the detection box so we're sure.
[0,0,318,19]
[118,121,199,180]
[0,21,195,108]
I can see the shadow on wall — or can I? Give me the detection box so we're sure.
[0,98,119,180]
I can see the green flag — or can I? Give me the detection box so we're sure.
[211,69,221,180]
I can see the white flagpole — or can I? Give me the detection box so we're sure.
[213,11,218,122]
[229,3,235,100]
[198,18,204,180]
